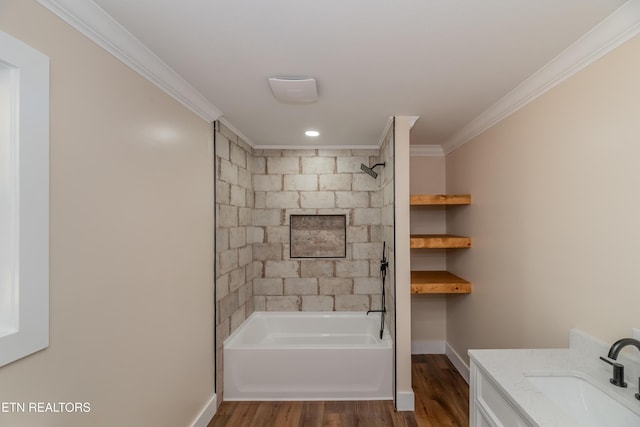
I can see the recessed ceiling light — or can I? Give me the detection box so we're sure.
[305,130,320,137]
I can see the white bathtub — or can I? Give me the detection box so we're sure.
[223,311,393,401]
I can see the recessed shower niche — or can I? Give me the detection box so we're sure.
[290,214,347,258]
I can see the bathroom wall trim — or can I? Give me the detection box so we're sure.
[395,391,415,412]
[35,0,222,123]
[442,0,640,155]
[411,340,446,354]
[189,394,217,427]
[409,145,444,157]
[445,342,470,384]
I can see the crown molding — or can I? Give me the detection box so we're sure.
[410,145,444,157]
[377,116,394,148]
[35,0,223,122]
[404,116,420,129]
[376,115,419,149]
[217,117,256,147]
[252,144,380,150]
[442,0,640,155]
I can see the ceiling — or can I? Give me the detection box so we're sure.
[87,0,626,148]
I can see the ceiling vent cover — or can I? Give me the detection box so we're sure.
[268,77,318,104]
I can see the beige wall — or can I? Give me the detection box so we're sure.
[446,34,640,365]
[0,1,215,426]
[409,156,447,349]
[393,117,413,408]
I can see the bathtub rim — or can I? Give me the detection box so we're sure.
[224,311,392,350]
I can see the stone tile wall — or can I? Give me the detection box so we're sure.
[380,123,396,341]
[252,148,384,312]
[214,122,257,400]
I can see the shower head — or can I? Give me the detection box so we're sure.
[360,162,386,179]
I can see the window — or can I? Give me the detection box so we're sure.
[0,30,49,367]
[0,61,17,338]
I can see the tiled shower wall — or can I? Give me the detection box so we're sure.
[214,123,258,399]
[252,148,384,312]
[380,123,395,341]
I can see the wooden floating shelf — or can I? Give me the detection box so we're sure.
[411,271,471,294]
[410,194,471,206]
[410,234,471,249]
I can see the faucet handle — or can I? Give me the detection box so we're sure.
[600,356,627,388]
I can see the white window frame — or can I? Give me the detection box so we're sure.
[0,30,49,367]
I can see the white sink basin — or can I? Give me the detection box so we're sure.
[526,374,640,427]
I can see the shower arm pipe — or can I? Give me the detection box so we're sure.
[360,162,386,179]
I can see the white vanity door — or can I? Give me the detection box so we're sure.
[471,361,534,427]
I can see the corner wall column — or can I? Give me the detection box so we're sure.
[394,116,418,411]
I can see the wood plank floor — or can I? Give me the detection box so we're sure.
[209,354,468,427]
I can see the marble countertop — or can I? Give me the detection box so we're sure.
[470,345,640,427]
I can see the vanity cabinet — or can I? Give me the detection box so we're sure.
[470,361,534,427]
[409,194,471,294]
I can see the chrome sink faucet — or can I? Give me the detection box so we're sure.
[600,337,640,400]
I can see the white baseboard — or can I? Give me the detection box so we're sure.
[411,339,446,354]
[396,390,415,411]
[445,343,470,384]
[190,394,217,427]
